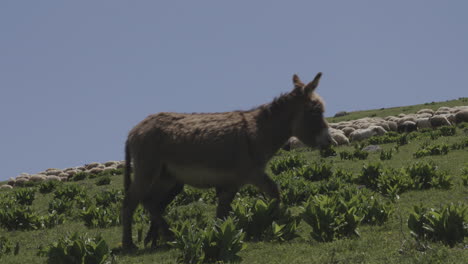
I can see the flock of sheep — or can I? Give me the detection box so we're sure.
[0,161,124,190]
[2,106,468,190]
[327,106,468,146]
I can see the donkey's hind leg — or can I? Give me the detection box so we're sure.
[144,182,184,247]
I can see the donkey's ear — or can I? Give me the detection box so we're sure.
[304,72,322,96]
[292,74,305,89]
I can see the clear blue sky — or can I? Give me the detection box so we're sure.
[1,1,467,181]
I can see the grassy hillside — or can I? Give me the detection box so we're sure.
[1,100,468,264]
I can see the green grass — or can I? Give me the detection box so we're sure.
[1,99,468,264]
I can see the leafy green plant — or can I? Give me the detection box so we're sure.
[230,198,299,241]
[353,148,369,160]
[54,185,86,201]
[408,203,468,247]
[166,202,210,229]
[295,162,333,181]
[461,166,468,186]
[48,198,74,215]
[95,189,124,207]
[95,176,111,186]
[71,171,88,181]
[439,126,456,137]
[38,232,110,264]
[375,168,412,198]
[368,132,401,145]
[0,236,14,258]
[39,181,61,194]
[358,163,383,189]
[319,146,337,158]
[379,149,393,160]
[14,188,36,206]
[397,133,409,146]
[172,186,216,206]
[339,150,354,160]
[301,195,361,242]
[273,173,318,205]
[80,204,120,228]
[0,206,41,231]
[269,154,306,175]
[170,217,246,263]
[406,161,452,190]
[41,211,66,229]
[413,144,449,158]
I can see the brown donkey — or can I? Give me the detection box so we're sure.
[122,73,332,249]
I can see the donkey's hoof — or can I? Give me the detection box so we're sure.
[122,241,138,251]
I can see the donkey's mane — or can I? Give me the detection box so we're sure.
[250,91,298,119]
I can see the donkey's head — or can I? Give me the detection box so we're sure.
[290,73,333,148]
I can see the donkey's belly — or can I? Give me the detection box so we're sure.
[166,163,240,188]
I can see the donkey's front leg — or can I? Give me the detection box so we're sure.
[251,172,280,201]
[215,187,238,219]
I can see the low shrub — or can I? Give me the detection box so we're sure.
[0,206,41,231]
[270,154,306,175]
[273,173,318,205]
[38,232,111,264]
[461,166,468,187]
[95,189,124,207]
[291,162,333,182]
[301,195,361,242]
[408,203,468,247]
[439,126,456,137]
[339,148,369,161]
[319,146,337,158]
[71,171,88,181]
[95,176,111,186]
[54,185,86,201]
[368,132,401,145]
[170,217,246,264]
[413,144,449,158]
[379,149,393,161]
[172,186,216,206]
[48,198,74,216]
[230,198,299,241]
[14,188,36,206]
[358,163,383,189]
[38,181,61,194]
[80,204,120,228]
[166,202,210,229]
[406,161,452,190]
[0,236,16,258]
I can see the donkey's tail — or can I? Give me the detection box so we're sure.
[124,140,132,194]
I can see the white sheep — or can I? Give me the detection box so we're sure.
[85,162,100,170]
[330,129,350,145]
[455,110,468,123]
[417,109,434,115]
[386,121,398,131]
[331,132,349,145]
[349,126,387,141]
[341,127,356,137]
[45,175,61,181]
[416,118,432,129]
[0,185,13,189]
[430,115,451,127]
[29,174,46,182]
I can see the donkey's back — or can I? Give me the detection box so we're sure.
[127,110,257,188]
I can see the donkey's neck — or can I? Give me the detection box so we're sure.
[251,96,299,164]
